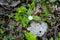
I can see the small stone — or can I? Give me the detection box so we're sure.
[27,21,48,37]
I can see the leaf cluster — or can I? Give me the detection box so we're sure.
[15,2,40,27]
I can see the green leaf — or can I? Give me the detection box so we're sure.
[46,38,48,40]
[58,32,60,37]
[20,16,30,27]
[28,1,35,10]
[3,36,8,40]
[3,34,15,40]
[25,32,36,40]
[43,6,49,16]
[31,2,35,9]
[0,29,4,34]
[42,18,48,22]
[56,38,60,40]
[55,38,59,40]
[58,38,60,40]
[8,34,13,40]
[15,3,34,27]
[27,9,33,16]
[51,18,56,22]
[50,37,53,40]
[33,16,41,21]
[8,23,16,29]
[17,6,27,13]
[9,13,14,18]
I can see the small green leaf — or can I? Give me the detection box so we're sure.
[58,38,60,40]
[28,1,35,10]
[50,37,53,40]
[31,2,35,9]
[3,36,8,40]
[8,34,13,40]
[55,38,59,40]
[17,6,27,13]
[42,18,48,22]
[0,29,4,34]
[33,16,41,21]
[25,32,36,40]
[46,38,48,40]
[51,18,56,22]
[27,9,33,16]
[43,6,49,16]
[9,13,14,18]
[58,32,60,37]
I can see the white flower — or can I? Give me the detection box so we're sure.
[28,16,33,20]
[27,21,48,37]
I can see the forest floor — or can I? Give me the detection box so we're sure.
[0,0,60,40]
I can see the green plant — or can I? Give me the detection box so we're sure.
[15,6,28,27]
[8,22,16,29]
[50,37,53,40]
[40,6,50,22]
[15,1,40,27]
[28,1,35,10]
[0,29,4,34]
[55,38,60,40]
[42,6,49,16]
[3,34,16,40]
[46,38,48,40]
[25,32,36,40]
[33,16,41,21]
[58,32,60,37]
[3,36,8,40]
[58,38,60,40]
[33,0,49,22]
[51,17,56,22]
[0,21,4,25]
[16,6,27,13]
[39,0,50,22]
